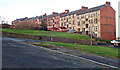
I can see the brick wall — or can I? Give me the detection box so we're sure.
[100,5,116,40]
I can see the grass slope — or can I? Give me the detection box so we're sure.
[40,42,119,58]
[2,28,90,40]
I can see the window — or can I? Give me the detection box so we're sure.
[53,18,54,22]
[86,24,88,28]
[86,18,88,21]
[53,25,54,27]
[61,18,63,21]
[94,18,98,23]
[73,21,74,25]
[67,18,68,22]
[82,28,85,32]
[69,16,71,19]
[78,16,80,19]
[82,21,85,24]
[73,15,74,18]
[67,25,69,28]
[64,23,66,26]
[78,22,80,26]
[89,27,92,31]
[91,14,93,17]
[73,27,75,30]
[49,23,50,26]
[81,15,84,18]
[94,13,96,16]
[61,23,63,26]
[89,20,91,24]
[64,17,66,20]
[89,14,91,17]
[94,26,98,31]
[91,19,93,23]
[96,12,97,15]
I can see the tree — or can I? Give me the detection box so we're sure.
[1,23,11,28]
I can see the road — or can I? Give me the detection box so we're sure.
[2,36,110,68]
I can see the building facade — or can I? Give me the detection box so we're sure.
[12,14,47,29]
[12,2,116,40]
[47,10,69,32]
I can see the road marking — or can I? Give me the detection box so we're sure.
[22,42,119,69]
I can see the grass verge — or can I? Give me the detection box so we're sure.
[39,42,119,58]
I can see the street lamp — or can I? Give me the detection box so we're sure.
[90,25,92,45]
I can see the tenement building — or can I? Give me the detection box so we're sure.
[12,2,116,40]
[12,13,47,29]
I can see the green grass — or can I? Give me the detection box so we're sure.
[99,39,111,43]
[1,28,90,40]
[39,42,119,58]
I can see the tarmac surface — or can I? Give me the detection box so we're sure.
[2,36,119,69]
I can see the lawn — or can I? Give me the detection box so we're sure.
[39,42,119,58]
[2,28,91,40]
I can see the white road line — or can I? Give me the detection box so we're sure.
[22,42,119,69]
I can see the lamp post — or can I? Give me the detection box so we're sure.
[90,25,92,45]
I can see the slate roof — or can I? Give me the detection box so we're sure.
[14,18,25,21]
[49,12,65,18]
[60,4,106,17]
[14,15,43,21]
[14,4,106,21]
[77,4,106,15]
[61,9,82,17]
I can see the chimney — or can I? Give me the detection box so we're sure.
[81,6,88,10]
[65,10,69,13]
[43,13,47,16]
[106,2,111,5]
[24,17,28,19]
[53,12,58,14]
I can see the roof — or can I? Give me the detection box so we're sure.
[13,4,106,22]
[14,15,43,21]
[61,9,82,17]
[49,12,65,18]
[61,4,106,17]
[77,4,106,15]
[14,18,26,21]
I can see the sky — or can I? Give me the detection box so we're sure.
[0,0,119,37]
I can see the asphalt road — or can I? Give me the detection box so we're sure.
[2,36,108,68]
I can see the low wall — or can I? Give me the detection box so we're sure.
[2,32,97,45]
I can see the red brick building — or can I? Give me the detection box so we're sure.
[100,2,116,40]
[12,13,48,30]
[47,10,69,31]
[12,2,116,40]
[60,2,116,40]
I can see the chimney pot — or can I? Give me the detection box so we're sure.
[65,10,69,13]
[106,2,111,5]
[53,12,58,14]
[43,13,47,16]
[82,6,88,10]
[24,17,28,19]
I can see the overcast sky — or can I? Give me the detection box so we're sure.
[0,0,119,37]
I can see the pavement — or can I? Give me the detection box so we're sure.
[2,36,119,69]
